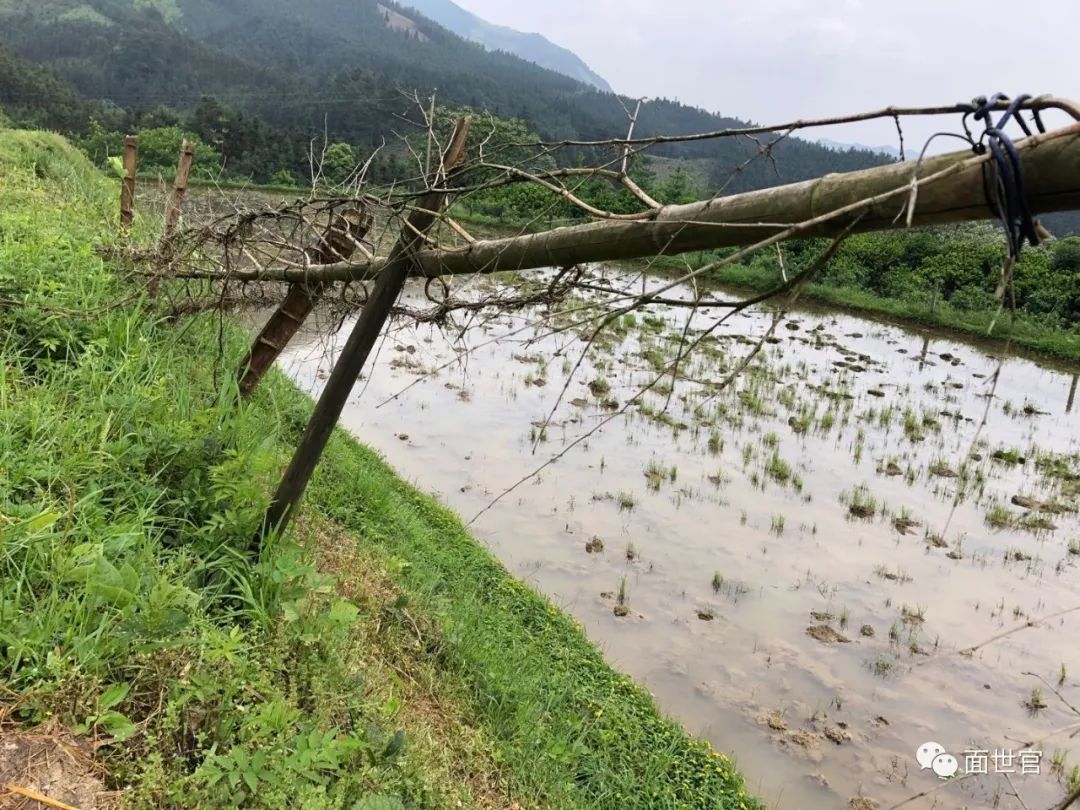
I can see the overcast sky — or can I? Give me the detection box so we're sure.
[451,0,1079,152]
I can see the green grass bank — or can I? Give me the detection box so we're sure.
[0,131,759,808]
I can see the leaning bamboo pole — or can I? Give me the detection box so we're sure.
[258,117,472,540]
[237,207,373,398]
[191,122,1080,285]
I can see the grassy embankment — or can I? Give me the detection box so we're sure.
[0,131,759,808]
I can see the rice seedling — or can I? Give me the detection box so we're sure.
[770,514,786,536]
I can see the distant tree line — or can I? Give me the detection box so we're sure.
[722,226,1080,329]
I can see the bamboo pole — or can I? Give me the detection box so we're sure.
[258,117,471,542]
[119,135,138,234]
[163,139,196,238]
[190,123,1080,285]
[237,207,372,398]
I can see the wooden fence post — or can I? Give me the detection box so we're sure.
[119,135,138,234]
[163,139,195,238]
[257,116,471,543]
[147,139,197,298]
[237,206,372,398]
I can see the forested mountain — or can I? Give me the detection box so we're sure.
[396,0,613,91]
[0,44,88,133]
[815,138,902,159]
[0,0,891,188]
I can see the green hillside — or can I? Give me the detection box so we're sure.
[0,0,890,187]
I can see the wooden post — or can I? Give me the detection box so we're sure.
[237,207,372,398]
[147,139,198,298]
[119,135,138,234]
[163,139,195,238]
[258,117,471,543]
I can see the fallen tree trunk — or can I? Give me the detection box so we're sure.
[193,123,1080,285]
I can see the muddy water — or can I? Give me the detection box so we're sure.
[272,267,1080,810]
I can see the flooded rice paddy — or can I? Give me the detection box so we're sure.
[271,266,1080,810]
